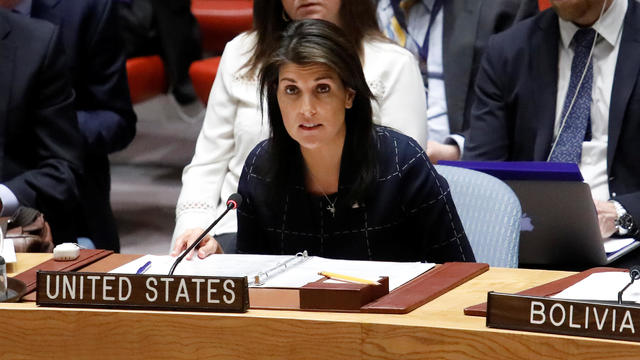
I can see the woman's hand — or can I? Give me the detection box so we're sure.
[171,228,224,260]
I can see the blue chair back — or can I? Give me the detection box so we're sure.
[435,165,521,267]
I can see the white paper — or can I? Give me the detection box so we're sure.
[110,254,434,291]
[603,238,637,254]
[0,239,17,263]
[110,254,293,279]
[263,257,434,291]
[552,272,640,303]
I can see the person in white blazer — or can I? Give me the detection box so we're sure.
[171,0,428,258]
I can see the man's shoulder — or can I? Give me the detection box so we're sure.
[47,0,110,16]
[0,8,56,46]
[489,9,556,49]
[33,0,112,30]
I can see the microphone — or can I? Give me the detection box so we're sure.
[630,266,640,281]
[226,193,242,211]
[168,193,243,275]
[617,265,640,304]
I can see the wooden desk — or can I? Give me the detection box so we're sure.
[2,254,639,359]
[7,253,52,276]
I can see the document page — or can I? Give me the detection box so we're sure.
[111,254,294,279]
[603,237,638,255]
[0,239,17,263]
[263,257,434,291]
[552,272,640,303]
[111,254,434,291]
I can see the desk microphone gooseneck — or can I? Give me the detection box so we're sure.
[617,265,640,304]
[169,193,242,276]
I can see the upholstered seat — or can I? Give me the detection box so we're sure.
[435,165,522,268]
[188,0,253,104]
[538,0,551,10]
[126,55,168,104]
[191,0,254,53]
[189,56,221,105]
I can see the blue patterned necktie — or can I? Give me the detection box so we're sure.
[549,28,596,163]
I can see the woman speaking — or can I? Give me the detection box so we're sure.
[217,20,474,263]
[172,1,427,258]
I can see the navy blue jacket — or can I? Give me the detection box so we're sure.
[464,0,640,228]
[0,9,83,242]
[33,0,137,250]
[237,128,475,263]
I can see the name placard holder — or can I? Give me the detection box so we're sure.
[36,271,249,312]
[487,292,640,342]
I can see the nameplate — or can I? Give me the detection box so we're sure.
[487,292,640,342]
[35,271,249,312]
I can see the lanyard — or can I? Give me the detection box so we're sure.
[390,0,443,65]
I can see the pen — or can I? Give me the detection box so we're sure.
[136,260,152,274]
[318,271,379,285]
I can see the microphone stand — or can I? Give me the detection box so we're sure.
[617,267,640,305]
[168,205,233,276]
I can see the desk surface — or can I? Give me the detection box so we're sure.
[2,254,639,359]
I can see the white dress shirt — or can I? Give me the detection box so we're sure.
[554,0,626,201]
[171,32,428,248]
[377,0,452,145]
[405,0,449,144]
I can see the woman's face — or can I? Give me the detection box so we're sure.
[277,62,355,153]
[281,0,342,26]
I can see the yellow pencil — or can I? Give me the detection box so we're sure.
[318,271,379,285]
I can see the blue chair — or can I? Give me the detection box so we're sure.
[434,164,522,268]
[77,237,96,250]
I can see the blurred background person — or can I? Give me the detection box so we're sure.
[464,0,640,263]
[377,0,538,162]
[10,0,138,251]
[0,6,83,243]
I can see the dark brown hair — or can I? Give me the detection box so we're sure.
[259,19,377,202]
[246,0,382,75]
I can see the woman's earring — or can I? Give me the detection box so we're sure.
[282,9,291,22]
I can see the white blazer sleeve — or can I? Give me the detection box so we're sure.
[172,40,239,247]
[368,43,429,149]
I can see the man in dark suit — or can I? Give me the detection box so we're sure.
[464,0,640,250]
[13,0,137,251]
[377,0,538,162]
[0,7,83,242]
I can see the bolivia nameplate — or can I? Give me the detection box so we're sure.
[36,271,249,312]
[487,292,640,343]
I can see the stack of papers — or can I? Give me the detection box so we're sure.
[552,272,640,303]
[603,238,638,255]
[110,254,435,291]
